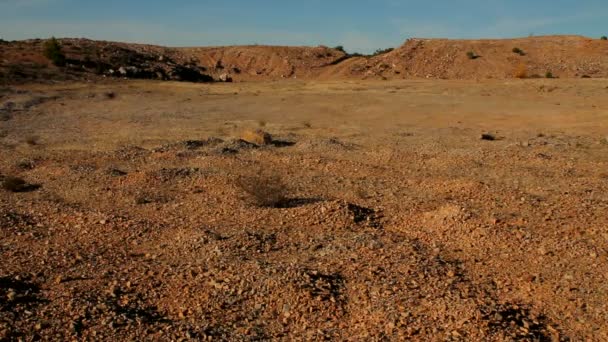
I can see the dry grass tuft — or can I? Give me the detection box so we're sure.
[237,173,288,207]
[240,129,272,146]
[16,159,35,170]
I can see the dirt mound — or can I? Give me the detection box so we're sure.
[0,38,212,83]
[0,38,346,83]
[182,45,346,80]
[342,35,608,79]
[2,35,608,83]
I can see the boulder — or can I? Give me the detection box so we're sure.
[240,129,272,146]
[219,73,233,82]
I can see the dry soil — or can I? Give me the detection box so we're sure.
[1,78,608,340]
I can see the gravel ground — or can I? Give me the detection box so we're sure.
[1,80,608,340]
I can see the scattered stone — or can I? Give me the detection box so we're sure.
[16,158,36,170]
[108,168,128,177]
[219,73,233,82]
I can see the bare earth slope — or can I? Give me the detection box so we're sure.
[2,35,608,83]
[0,38,346,83]
[352,35,608,79]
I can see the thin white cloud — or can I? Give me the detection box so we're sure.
[392,9,605,39]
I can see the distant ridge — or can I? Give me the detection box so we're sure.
[2,35,608,83]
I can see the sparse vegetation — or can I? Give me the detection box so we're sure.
[512,47,525,56]
[43,37,66,67]
[481,133,496,141]
[2,176,29,192]
[237,173,289,207]
[332,45,387,58]
[601,36,607,40]
[104,91,116,99]
[16,159,36,170]
[372,47,394,56]
[545,71,554,79]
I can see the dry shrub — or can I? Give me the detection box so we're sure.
[24,135,39,145]
[237,172,288,207]
[466,51,478,60]
[512,47,525,56]
[16,159,35,170]
[481,133,496,141]
[2,176,28,192]
[240,129,272,146]
[514,63,528,79]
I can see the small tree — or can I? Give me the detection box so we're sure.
[373,47,394,56]
[333,45,346,53]
[43,37,66,66]
[601,36,608,41]
[545,71,554,79]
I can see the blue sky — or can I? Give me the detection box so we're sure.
[0,0,606,53]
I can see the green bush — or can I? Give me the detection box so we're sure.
[466,51,479,60]
[372,47,394,56]
[601,36,608,40]
[545,71,554,79]
[43,37,66,66]
[333,45,346,53]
